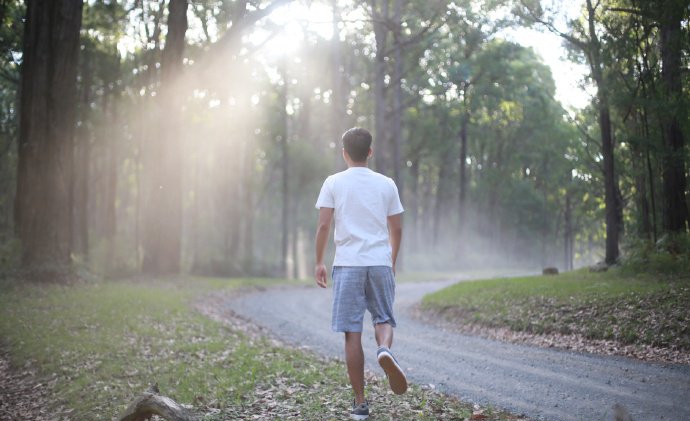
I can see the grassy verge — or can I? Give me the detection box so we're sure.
[422,268,690,350]
[0,277,518,421]
[395,269,524,283]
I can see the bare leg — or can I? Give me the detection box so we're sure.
[344,332,366,404]
[375,322,407,394]
[375,322,393,348]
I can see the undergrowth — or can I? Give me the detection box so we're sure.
[422,269,690,350]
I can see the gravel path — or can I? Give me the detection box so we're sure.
[221,279,690,421]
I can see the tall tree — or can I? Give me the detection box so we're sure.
[14,0,84,280]
[583,0,620,264]
[279,59,289,277]
[330,0,349,158]
[658,0,688,232]
[391,0,403,194]
[71,44,92,262]
[519,0,622,264]
[369,0,390,175]
[141,0,188,274]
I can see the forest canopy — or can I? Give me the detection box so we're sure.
[0,0,688,280]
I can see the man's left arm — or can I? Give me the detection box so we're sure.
[388,213,402,274]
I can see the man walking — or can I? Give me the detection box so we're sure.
[314,127,407,420]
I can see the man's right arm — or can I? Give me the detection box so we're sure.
[314,207,334,288]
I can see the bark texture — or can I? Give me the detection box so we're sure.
[119,384,196,421]
[586,0,620,264]
[15,0,84,280]
[659,0,689,233]
[71,47,92,261]
[371,0,390,175]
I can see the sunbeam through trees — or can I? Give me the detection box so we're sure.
[0,0,687,280]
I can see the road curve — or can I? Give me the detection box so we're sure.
[221,280,690,421]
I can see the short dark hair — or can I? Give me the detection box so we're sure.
[342,127,372,162]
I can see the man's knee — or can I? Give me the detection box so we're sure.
[345,331,362,343]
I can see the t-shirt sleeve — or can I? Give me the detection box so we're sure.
[315,177,335,209]
[387,179,404,216]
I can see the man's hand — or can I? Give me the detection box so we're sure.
[314,208,333,289]
[315,263,328,288]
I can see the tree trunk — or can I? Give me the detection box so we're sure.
[371,0,390,175]
[433,154,450,247]
[659,0,689,233]
[189,155,201,273]
[646,146,658,243]
[627,109,651,240]
[72,46,92,261]
[331,0,348,166]
[600,104,620,264]
[134,0,165,270]
[391,0,403,197]
[102,86,119,274]
[291,223,299,280]
[564,191,573,271]
[420,167,434,247]
[632,143,652,240]
[458,109,469,232]
[223,140,241,270]
[408,158,419,253]
[242,125,255,274]
[15,0,84,280]
[279,59,289,278]
[540,155,549,268]
[141,0,188,274]
[586,0,619,264]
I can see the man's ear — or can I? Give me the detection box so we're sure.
[368,148,373,158]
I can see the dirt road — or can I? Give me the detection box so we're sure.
[221,279,690,421]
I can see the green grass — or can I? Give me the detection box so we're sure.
[422,268,690,349]
[396,268,528,283]
[0,277,517,421]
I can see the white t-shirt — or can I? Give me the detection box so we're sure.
[315,167,404,267]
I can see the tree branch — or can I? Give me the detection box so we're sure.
[0,67,18,85]
[207,0,292,58]
[606,7,645,17]
[517,0,590,52]
[119,384,196,421]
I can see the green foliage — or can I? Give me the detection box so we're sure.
[1,0,686,278]
[0,236,20,274]
[0,1,22,248]
[622,234,690,274]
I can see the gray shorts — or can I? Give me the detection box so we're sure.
[331,266,396,332]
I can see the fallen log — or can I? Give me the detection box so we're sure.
[119,384,196,421]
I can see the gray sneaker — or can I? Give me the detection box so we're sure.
[350,400,369,420]
[377,346,408,394]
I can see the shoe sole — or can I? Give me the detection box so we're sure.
[378,351,408,394]
[350,414,368,420]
